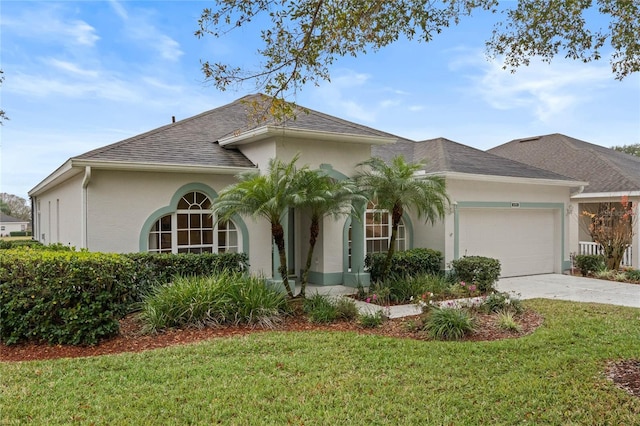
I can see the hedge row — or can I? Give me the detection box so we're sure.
[124,252,249,299]
[365,248,443,282]
[0,250,137,345]
[0,250,249,345]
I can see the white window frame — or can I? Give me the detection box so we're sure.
[148,191,240,254]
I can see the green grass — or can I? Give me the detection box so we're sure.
[2,299,640,424]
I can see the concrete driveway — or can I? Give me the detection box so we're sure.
[496,274,640,308]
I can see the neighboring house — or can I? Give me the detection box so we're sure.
[29,95,584,285]
[490,133,640,268]
[0,213,29,237]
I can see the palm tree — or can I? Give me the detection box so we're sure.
[354,156,450,280]
[294,169,365,297]
[213,156,305,298]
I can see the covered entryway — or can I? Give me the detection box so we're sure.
[458,208,560,277]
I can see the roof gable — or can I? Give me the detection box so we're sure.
[489,133,640,193]
[74,94,399,168]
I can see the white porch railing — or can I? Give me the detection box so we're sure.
[578,241,633,268]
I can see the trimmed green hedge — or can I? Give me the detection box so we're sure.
[0,250,137,345]
[450,256,501,293]
[9,231,32,237]
[0,250,249,345]
[365,248,443,283]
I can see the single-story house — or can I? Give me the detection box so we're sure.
[29,95,585,285]
[490,134,640,268]
[0,213,30,237]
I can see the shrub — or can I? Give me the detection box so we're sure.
[304,294,338,324]
[138,272,286,333]
[497,310,522,332]
[358,311,385,328]
[365,248,443,283]
[0,240,45,250]
[425,307,475,340]
[573,254,605,276]
[335,298,359,320]
[225,274,288,328]
[0,250,137,345]
[450,256,501,293]
[481,292,524,314]
[9,231,31,237]
[625,269,640,282]
[125,252,249,300]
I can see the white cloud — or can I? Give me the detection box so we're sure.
[453,50,613,122]
[108,0,128,20]
[109,2,184,62]
[1,6,99,47]
[47,58,99,78]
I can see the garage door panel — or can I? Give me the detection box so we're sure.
[459,209,556,277]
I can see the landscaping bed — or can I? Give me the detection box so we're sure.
[1,308,543,362]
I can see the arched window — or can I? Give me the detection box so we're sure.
[365,201,406,254]
[148,191,239,254]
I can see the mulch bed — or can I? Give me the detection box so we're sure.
[2,309,638,400]
[1,309,543,362]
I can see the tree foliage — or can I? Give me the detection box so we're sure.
[197,0,639,101]
[213,156,305,298]
[0,69,7,125]
[294,169,364,296]
[1,193,30,221]
[612,143,640,157]
[582,196,636,270]
[354,156,450,280]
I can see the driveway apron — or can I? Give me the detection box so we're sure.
[497,274,640,308]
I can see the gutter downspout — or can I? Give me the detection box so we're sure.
[81,166,91,249]
[30,196,35,240]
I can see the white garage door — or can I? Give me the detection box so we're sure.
[458,208,557,277]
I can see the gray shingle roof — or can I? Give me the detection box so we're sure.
[75,94,398,168]
[0,213,27,223]
[488,133,640,193]
[373,137,577,181]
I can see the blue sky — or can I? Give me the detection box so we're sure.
[1,1,639,200]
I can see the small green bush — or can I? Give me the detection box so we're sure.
[625,269,640,282]
[450,256,501,293]
[365,248,443,282]
[335,298,359,320]
[481,292,524,314]
[358,311,385,328]
[0,250,137,345]
[304,294,338,324]
[497,310,522,332]
[574,254,605,276]
[425,307,475,340]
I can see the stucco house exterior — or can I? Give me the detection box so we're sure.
[490,134,640,268]
[29,95,584,285]
[0,213,30,237]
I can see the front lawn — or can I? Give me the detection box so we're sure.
[2,299,639,424]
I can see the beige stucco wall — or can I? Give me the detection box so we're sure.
[408,177,574,273]
[234,136,374,281]
[32,173,83,248]
[83,169,273,276]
